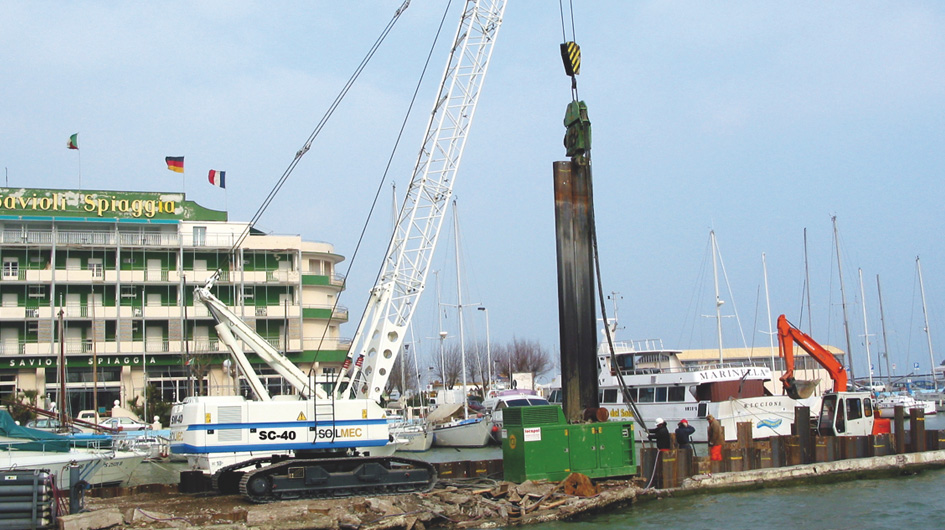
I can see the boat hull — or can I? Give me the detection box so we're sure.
[876,396,937,418]
[432,417,491,448]
[391,423,433,452]
[0,449,144,489]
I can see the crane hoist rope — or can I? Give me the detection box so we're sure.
[226,0,411,256]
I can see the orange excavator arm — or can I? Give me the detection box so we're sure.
[777,314,848,399]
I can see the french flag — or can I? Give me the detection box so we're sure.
[208,169,226,188]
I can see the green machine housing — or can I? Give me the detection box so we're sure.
[502,405,636,482]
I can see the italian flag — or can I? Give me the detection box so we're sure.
[67,133,78,150]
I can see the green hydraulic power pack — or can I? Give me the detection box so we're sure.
[502,405,636,483]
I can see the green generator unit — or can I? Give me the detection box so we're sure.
[502,405,636,482]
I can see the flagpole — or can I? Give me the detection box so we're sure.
[78,149,82,190]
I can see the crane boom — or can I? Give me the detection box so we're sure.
[777,314,848,398]
[336,0,507,401]
[196,270,317,399]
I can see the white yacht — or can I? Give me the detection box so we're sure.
[548,339,820,443]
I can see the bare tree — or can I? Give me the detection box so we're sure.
[385,345,420,398]
[430,342,463,389]
[465,340,491,394]
[493,338,553,382]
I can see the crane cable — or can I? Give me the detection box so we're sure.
[558,0,580,101]
[227,0,411,256]
[307,0,458,385]
[558,1,649,434]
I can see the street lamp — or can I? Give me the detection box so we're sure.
[477,307,491,392]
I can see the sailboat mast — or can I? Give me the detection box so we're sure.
[877,274,894,385]
[435,270,447,390]
[711,230,724,363]
[453,201,469,420]
[917,256,936,385]
[762,253,776,377]
[858,268,874,388]
[832,216,856,382]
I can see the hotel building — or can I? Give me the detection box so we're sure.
[0,187,348,416]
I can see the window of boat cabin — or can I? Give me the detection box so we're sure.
[864,398,873,417]
[655,387,667,402]
[616,354,634,372]
[602,389,618,403]
[638,387,655,403]
[668,386,686,402]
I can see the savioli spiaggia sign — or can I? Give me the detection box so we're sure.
[0,188,226,221]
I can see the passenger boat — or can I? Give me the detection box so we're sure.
[548,338,821,443]
[875,394,937,418]
[482,389,549,444]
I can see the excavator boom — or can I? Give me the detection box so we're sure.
[777,314,848,399]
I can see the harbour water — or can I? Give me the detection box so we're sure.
[528,469,945,529]
[526,411,945,529]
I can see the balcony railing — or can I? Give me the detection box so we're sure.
[0,335,349,357]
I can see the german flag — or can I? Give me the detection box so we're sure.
[165,156,184,173]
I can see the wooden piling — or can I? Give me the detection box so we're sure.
[795,407,812,464]
[894,406,906,454]
[910,408,926,453]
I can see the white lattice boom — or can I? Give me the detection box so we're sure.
[336,0,507,401]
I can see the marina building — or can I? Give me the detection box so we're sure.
[0,187,348,416]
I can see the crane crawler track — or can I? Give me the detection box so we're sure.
[211,455,292,494]
[237,455,437,503]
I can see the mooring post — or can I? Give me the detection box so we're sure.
[894,406,906,454]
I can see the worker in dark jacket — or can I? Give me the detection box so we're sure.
[707,414,724,461]
[648,418,671,452]
[675,419,696,450]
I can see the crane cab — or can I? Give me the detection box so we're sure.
[817,392,875,436]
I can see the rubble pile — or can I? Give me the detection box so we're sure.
[68,474,646,530]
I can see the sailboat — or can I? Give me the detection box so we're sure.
[431,201,491,447]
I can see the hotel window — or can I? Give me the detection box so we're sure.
[121,286,137,299]
[88,259,103,278]
[193,226,207,246]
[2,258,18,279]
[28,285,45,298]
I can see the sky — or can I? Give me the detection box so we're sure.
[2,1,945,383]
